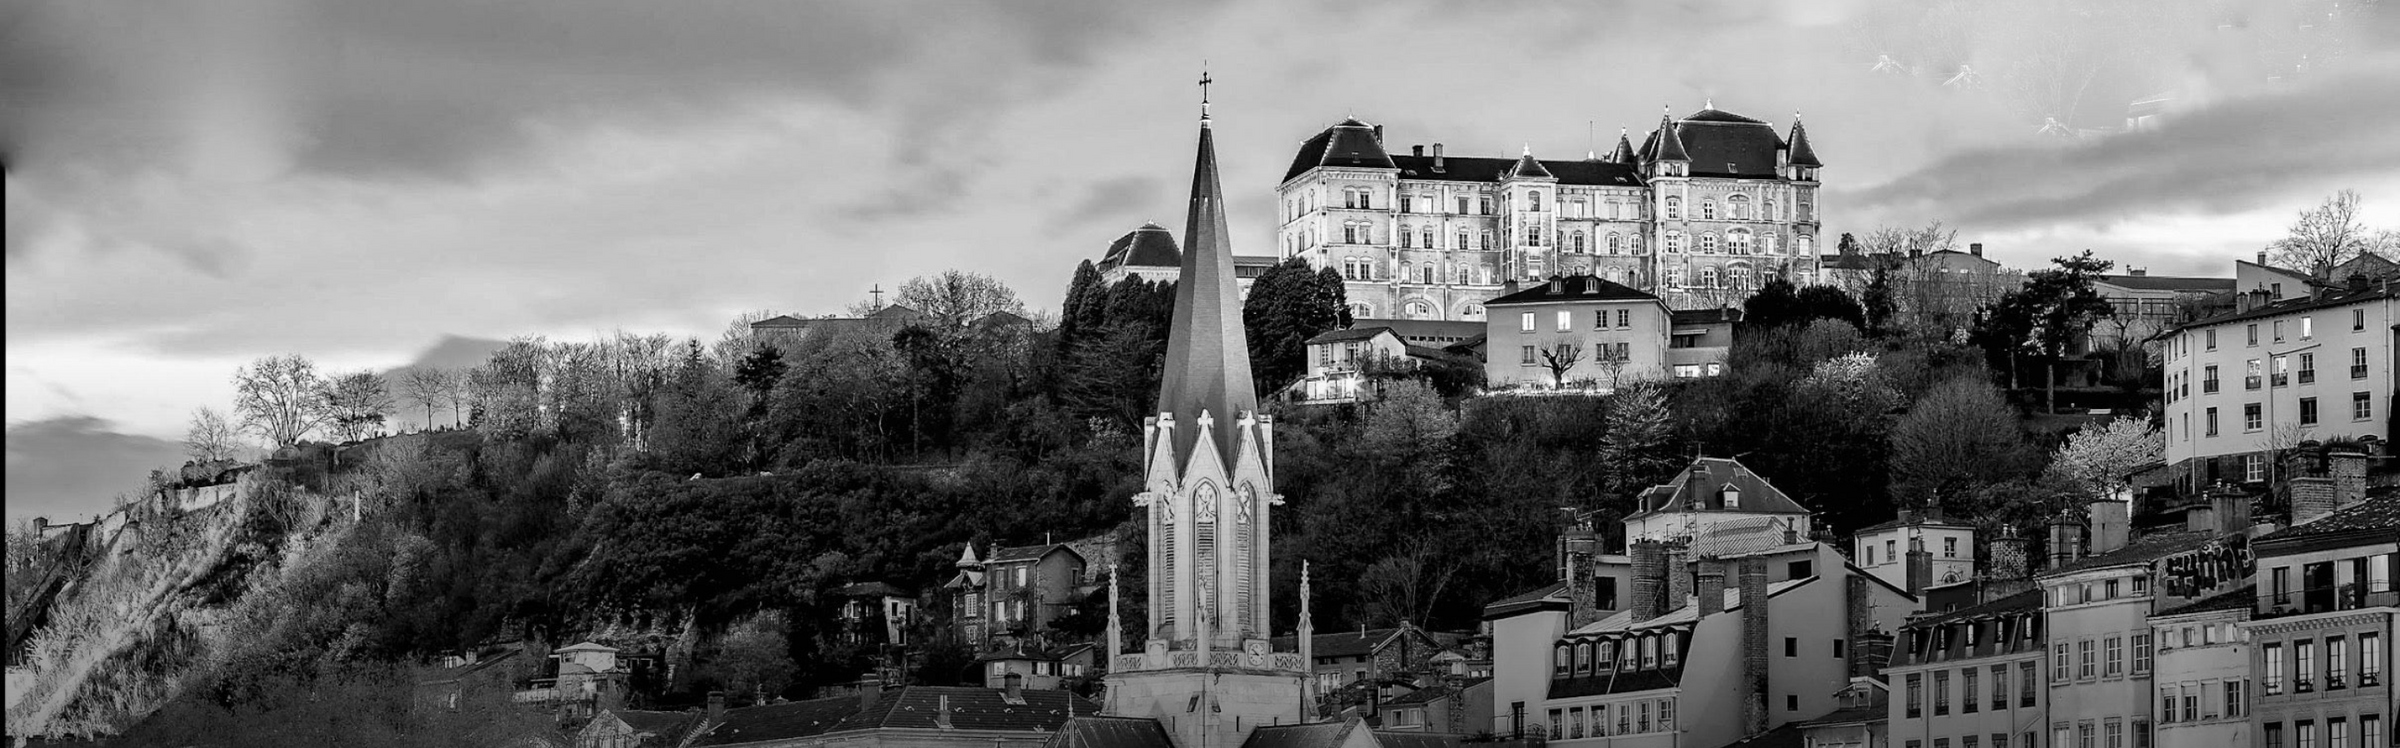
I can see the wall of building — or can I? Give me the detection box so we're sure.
[2162,295,2397,481]
[1886,651,2045,748]
[1483,299,1670,388]
[2243,609,2393,748]
[2043,568,2162,748]
[1487,608,1567,738]
[1856,525,1978,592]
[2150,608,2252,748]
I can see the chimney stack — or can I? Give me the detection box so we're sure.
[1630,540,1666,623]
[1372,124,1384,144]
[1845,575,1873,678]
[860,674,885,710]
[2329,449,2367,507]
[1969,242,1983,257]
[1905,541,1933,595]
[708,690,728,723]
[1990,526,2030,581]
[1664,544,1693,612]
[1738,556,1771,736]
[2087,499,2131,555]
[1412,144,1425,157]
[2047,516,2084,568]
[2257,251,2268,265]
[936,694,955,729]
[1698,559,1727,617]
[1432,143,1445,171]
[1004,672,1024,703]
[2291,475,2338,525]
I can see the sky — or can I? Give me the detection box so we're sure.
[7,0,2400,522]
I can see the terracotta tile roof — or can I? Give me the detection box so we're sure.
[2039,531,2214,578]
[1044,716,1177,748]
[2154,584,2255,618]
[2256,494,2400,546]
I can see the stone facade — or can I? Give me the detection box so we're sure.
[1277,105,1822,320]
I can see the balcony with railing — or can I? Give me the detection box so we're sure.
[2254,585,2399,620]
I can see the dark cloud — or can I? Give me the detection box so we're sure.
[1836,62,2400,231]
[4,416,187,523]
[1048,176,1163,232]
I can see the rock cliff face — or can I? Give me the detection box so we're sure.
[3,472,338,739]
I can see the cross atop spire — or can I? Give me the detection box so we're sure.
[1198,65,1213,125]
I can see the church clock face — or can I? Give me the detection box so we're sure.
[1245,639,1268,666]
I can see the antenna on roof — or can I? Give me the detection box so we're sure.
[1587,120,1596,160]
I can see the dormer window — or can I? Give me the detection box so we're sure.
[1585,278,1600,293]
[1721,485,1741,508]
[1548,278,1563,294]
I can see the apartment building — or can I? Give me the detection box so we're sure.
[1886,589,2049,748]
[1482,274,1678,389]
[2147,586,2255,747]
[2160,280,2399,494]
[1855,508,1979,595]
[2241,494,2396,748]
[1292,319,1482,402]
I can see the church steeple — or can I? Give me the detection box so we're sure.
[1156,80,1258,474]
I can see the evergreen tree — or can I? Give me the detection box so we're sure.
[1243,258,1351,396]
[1597,382,1678,514]
[1057,260,1107,350]
[1970,250,2115,411]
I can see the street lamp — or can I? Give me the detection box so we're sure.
[2265,341,2323,488]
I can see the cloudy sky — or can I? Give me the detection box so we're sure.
[7,0,2400,521]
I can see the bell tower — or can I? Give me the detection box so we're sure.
[1102,74,1310,748]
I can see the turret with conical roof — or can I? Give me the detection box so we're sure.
[1609,127,1636,164]
[1650,109,1691,167]
[1786,114,1821,178]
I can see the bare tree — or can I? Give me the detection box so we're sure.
[1859,221,1960,257]
[184,407,242,463]
[323,371,396,443]
[438,367,473,428]
[1539,340,1585,388]
[2268,190,2397,280]
[895,270,1026,329]
[233,355,329,447]
[399,369,451,430]
[1356,538,1464,630]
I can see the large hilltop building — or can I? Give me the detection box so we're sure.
[1275,104,1823,319]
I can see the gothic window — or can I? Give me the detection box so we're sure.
[1700,199,1717,220]
[1728,229,1752,255]
[1727,194,1749,220]
[1665,197,1682,219]
[1699,233,1718,254]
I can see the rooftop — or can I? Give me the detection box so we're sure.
[2255,494,2400,548]
[1903,589,2042,631]
[1626,457,1810,521]
[1485,274,1659,306]
[2039,530,2216,578]
[1568,578,1812,636]
[2176,284,2397,331]
[2153,584,2256,618]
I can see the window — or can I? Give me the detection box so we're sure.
[1786,637,1798,657]
[2275,319,2287,342]
[1992,665,2010,710]
[1729,229,1752,254]
[2362,715,2381,748]
[1786,694,1798,712]
[1834,638,1846,658]
[1553,647,1571,676]
[2205,407,2218,436]
[1659,699,1674,730]
[2132,633,2151,675]
[2080,639,2097,679]
[2222,680,2245,717]
[1665,196,1681,219]
[1964,668,1979,713]
[2245,403,2263,431]
[2275,354,2291,386]
[1906,673,1923,717]
[1556,310,1572,332]
[2363,633,2382,684]
[1479,229,1492,249]
[1945,537,1959,557]
[1664,635,1680,667]
[2354,391,2374,420]
[2301,397,2321,425]
[2329,719,2348,748]
[2247,454,2267,482]
[2079,721,2096,748]
[1934,670,1952,715]
[2302,316,2314,338]
[1700,233,1719,254]
[1638,701,1651,733]
[2106,636,2123,677]
[1593,704,1608,736]
[2248,358,2264,389]
[1700,199,1717,220]
[2106,719,2123,748]
[2353,346,2369,378]
[1547,708,1563,739]
[2248,324,2259,346]
[1521,346,1537,365]
[1617,309,1630,327]
[1568,706,1583,738]
[2296,639,2316,692]
[2265,642,2286,694]
[1665,232,1684,253]
[2158,685,2178,722]
[1618,703,1632,734]
[2296,720,2316,748]
[1478,197,1491,215]
[2054,643,2072,682]
[1519,312,1536,333]
[2205,329,2217,349]
[2180,684,2197,722]
[2265,722,2285,748]
[2301,352,2316,383]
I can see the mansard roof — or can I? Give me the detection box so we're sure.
[1283,119,1397,182]
[1483,274,1659,306]
[1101,223,1182,269]
[1385,154,1643,186]
[1626,457,1810,519]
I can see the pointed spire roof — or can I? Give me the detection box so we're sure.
[1652,109,1690,163]
[1609,128,1635,164]
[1787,119,1821,169]
[1157,105,1258,470]
[1507,144,1553,180]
